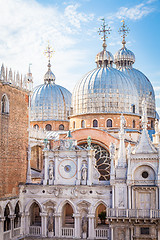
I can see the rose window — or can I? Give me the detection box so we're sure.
[79,143,110,181]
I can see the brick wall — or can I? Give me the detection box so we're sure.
[0,82,29,198]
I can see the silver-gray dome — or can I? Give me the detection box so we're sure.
[72,66,139,116]
[31,82,72,121]
[114,46,135,67]
[119,67,155,118]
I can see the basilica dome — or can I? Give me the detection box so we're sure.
[72,49,139,116]
[114,46,155,118]
[30,64,71,122]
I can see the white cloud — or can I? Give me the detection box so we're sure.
[0,0,94,90]
[108,2,154,21]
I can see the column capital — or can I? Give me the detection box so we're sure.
[0,217,5,222]
[73,213,81,218]
[8,214,16,220]
[40,212,48,217]
[54,213,61,217]
[87,214,95,218]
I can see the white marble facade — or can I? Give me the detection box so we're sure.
[1,114,160,240]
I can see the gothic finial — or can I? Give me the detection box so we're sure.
[98,18,111,51]
[44,41,54,71]
[118,20,130,48]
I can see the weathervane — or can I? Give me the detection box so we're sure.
[44,41,54,70]
[98,18,111,51]
[118,20,130,48]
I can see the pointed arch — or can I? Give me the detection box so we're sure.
[1,94,9,114]
[57,199,76,214]
[90,200,108,214]
[25,199,42,213]
[4,201,13,215]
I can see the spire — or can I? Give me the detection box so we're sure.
[118,114,126,167]
[44,41,54,71]
[118,20,130,48]
[98,18,111,51]
[43,42,55,84]
[27,63,33,91]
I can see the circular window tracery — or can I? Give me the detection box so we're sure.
[79,143,110,181]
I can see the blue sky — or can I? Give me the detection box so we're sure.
[0,0,160,112]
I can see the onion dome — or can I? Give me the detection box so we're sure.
[72,67,139,116]
[30,44,72,121]
[72,19,139,116]
[114,46,135,68]
[114,20,155,118]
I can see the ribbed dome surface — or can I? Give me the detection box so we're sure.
[72,67,139,116]
[31,83,72,121]
[119,67,155,118]
[95,50,114,67]
[114,46,135,67]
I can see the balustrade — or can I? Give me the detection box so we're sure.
[61,227,74,238]
[29,226,41,236]
[95,228,109,239]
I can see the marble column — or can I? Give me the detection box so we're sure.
[54,213,61,237]
[9,214,16,238]
[0,217,5,240]
[25,212,30,235]
[73,214,81,238]
[20,212,25,235]
[112,185,115,208]
[110,225,114,240]
[87,214,95,239]
[40,212,47,237]
[128,186,131,209]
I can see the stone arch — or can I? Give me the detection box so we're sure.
[90,200,108,215]
[25,199,42,213]
[29,201,41,227]
[4,203,11,231]
[59,200,75,227]
[14,200,22,213]
[4,201,13,215]
[133,164,156,183]
[14,201,21,228]
[132,163,156,179]
[93,201,108,227]
[57,199,76,214]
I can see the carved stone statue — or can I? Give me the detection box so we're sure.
[109,142,115,158]
[49,165,54,180]
[82,216,88,238]
[81,164,87,182]
[47,215,54,232]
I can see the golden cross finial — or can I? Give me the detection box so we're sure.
[118,20,130,48]
[98,18,111,50]
[44,41,54,70]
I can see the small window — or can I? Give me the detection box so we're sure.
[81,120,85,128]
[132,104,135,113]
[33,124,39,130]
[151,120,154,129]
[59,124,64,130]
[1,95,9,114]
[45,124,52,131]
[73,121,75,129]
[133,120,135,128]
[142,171,149,179]
[141,227,149,235]
[107,119,112,127]
[4,204,11,231]
[93,119,98,128]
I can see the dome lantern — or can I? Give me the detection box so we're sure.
[114,20,135,68]
[96,19,113,67]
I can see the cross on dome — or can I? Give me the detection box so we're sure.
[118,20,130,48]
[44,42,54,70]
[98,18,111,51]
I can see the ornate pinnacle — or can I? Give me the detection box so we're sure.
[44,41,54,70]
[98,18,111,51]
[118,20,130,48]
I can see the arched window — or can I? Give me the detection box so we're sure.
[93,119,98,128]
[81,120,85,128]
[33,124,39,130]
[133,120,135,128]
[106,119,112,127]
[45,124,52,131]
[96,203,106,226]
[1,95,9,114]
[62,203,74,227]
[4,204,10,231]
[132,104,135,113]
[59,124,64,130]
[30,202,41,226]
[73,121,75,129]
[14,202,21,228]
[151,120,154,129]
